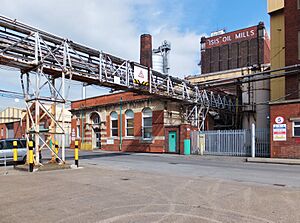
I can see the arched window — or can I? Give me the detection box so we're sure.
[142,108,152,139]
[110,111,118,137]
[125,110,134,137]
[91,113,100,125]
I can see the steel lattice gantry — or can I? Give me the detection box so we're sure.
[0,15,235,163]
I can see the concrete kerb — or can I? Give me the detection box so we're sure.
[247,157,300,165]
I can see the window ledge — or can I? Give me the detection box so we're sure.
[140,138,153,143]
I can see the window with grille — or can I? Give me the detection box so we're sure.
[142,108,152,139]
[125,110,134,137]
[110,111,118,137]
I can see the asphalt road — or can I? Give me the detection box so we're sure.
[65,150,300,188]
[1,150,300,222]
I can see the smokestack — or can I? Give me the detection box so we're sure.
[140,34,152,68]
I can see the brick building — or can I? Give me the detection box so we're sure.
[0,107,26,139]
[70,92,195,153]
[0,106,72,147]
[268,0,300,158]
[200,22,270,74]
[187,23,271,130]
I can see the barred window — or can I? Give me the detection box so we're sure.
[110,111,118,137]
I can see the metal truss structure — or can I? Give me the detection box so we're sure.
[0,15,235,162]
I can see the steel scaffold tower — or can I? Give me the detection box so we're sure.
[0,15,235,163]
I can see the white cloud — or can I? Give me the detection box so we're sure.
[0,0,206,104]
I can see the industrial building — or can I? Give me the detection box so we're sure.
[70,91,194,153]
[187,23,271,130]
[69,35,200,153]
[0,106,72,147]
[200,22,270,74]
[268,0,300,158]
[0,107,26,139]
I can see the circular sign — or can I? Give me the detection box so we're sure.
[275,116,284,124]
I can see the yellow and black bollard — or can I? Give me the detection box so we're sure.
[55,140,59,163]
[28,141,34,172]
[13,140,18,168]
[75,141,79,167]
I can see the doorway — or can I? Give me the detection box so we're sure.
[94,128,101,148]
[168,131,177,153]
[90,112,101,149]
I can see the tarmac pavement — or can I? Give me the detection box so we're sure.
[0,161,300,223]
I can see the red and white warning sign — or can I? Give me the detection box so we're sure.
[134,65,148,84]
[275,116,284,124]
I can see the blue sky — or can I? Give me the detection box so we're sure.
[0,0,270,109]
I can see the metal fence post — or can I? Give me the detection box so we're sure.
[251,123,255,158]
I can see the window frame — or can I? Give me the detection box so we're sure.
[110,111,118,137]
[142,108,152,140]
[298,0,300,10]
[125,109,134,137]
[76,125,80,138]
[298,31,300,60]
[293,121,300,137]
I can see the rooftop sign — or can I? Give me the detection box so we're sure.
[205,26,258,49]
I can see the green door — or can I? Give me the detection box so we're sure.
[168,131,177,153]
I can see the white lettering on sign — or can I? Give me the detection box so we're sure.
[235,30,255,39]
[206,27,257,48]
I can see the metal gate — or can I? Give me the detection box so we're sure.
[191,129,269,157]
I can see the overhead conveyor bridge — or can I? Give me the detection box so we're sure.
[0,15,236,162]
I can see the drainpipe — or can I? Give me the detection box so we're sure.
[119,97,123,151]
[81,111,84,145]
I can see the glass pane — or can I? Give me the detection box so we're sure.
[294,127,300,136]
[112,120,118,128]
[294,122,300,126]
[127,119,134,128]
[125,110,134,119]
[93,116,100,124]
[5,141,13,149]
[110,111,118,120]
[143,127,152,138]
[143,117,152,127]
[143,108,152,117]
[20,140,27,148]
[127,128,134,136]
[112,129,118,137]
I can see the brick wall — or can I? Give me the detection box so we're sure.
[201,24,270,74]
[284,0,300,100]
[71,92,152,111]
[270,102,300,158]
[70,92,193,153]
